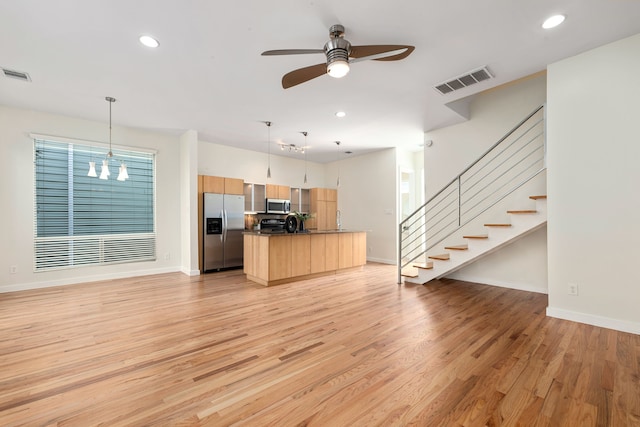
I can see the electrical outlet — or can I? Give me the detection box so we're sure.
[164,253,170,261]
[10,265,17,274]
[567,283,578,296]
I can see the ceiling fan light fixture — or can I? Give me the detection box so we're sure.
[327,59,350,78]
[325,37,351,79]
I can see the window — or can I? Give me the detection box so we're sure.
[33,137,156,271]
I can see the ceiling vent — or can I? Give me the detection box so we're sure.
[2,68,32,82]
[434,66,492,95]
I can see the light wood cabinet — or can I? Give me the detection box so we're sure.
[338,233,354,269]
[325,233,339,271]
[266,184,290,199]
[202,175,224,193]
[244,231,365,286]
[200,175,244,195]
[224,177,244,195]
[291,234,311,277]
[310,234,326,274]
[352,232,367,266]
[309,188,338,230]
[268,236,292,281]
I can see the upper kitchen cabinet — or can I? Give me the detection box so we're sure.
[224,178,244,195]
[244,183,266,213]
[290,188,310,213]
[266,184,290,200]
[202,175,224,193]
[200,175,244,195]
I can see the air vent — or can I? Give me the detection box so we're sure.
[2,68,32,82]
[434,66,492,95]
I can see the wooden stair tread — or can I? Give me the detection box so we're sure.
[484,223,512,227]
[530,195,547,200]
[400,269,419,278]
[463,234,488,239]
[507,209,537,214]
[413,261,434,270]
[444,244,468,251]
[428,253,450,261]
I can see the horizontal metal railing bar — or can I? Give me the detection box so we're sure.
[461,117,543,186]
[461,130,544,197]
[461,147,544,210]
[461,160,543,219]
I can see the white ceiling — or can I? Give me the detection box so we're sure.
[2,1,640,163]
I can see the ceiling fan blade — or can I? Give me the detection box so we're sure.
[349,45,415,61]
[282,63,327,89]
[262,49,325,56]
[349,48,409,64]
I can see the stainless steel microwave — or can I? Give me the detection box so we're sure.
[266,198,291,214]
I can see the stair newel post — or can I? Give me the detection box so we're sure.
[397,222,403,284]
[457,175,462,227]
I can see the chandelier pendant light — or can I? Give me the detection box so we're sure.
[91,96,128,181]
[266,121,272,179]
[302,131,308,184]
[88,161,97,177]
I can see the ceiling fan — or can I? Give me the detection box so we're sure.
[262,24,415,89]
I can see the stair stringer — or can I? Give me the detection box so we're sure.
[405,198,547,285]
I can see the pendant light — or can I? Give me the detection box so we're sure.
[266,121,272,179]
[99,97,116,180]
[302,131,308,184]
[91,96,128,181]
[335,141,341,187]
[87,151,97,177]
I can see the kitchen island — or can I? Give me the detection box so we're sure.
[243,230,367,286]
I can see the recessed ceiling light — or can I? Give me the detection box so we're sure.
[335,111,346,118]
[139,35,160,48]
[542,14,565,29]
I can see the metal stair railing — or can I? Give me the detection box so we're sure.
[398,104,546,283]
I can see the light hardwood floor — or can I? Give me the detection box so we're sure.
[0,263,639,426]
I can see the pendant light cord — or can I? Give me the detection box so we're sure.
[106,97,116,158]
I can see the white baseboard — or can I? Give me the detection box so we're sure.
[0,266,183,294]
[181,268,201,276]
[366,257,395,265]
[546,306,640,335]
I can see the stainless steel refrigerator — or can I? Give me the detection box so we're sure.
[203,193,244,271]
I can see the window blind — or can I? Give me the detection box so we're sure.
[34,138,156,271]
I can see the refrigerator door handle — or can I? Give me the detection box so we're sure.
[222,209,227,242]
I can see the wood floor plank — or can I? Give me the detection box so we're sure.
[0,265,639,425]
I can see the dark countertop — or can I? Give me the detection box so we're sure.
[243,229,364,236]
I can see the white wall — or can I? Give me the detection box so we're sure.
[0,105,183,292]
[334,149,399,264]
[198,141,326,189]
[546,33,640,334]
[423,73,548,291]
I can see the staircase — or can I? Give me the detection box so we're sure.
[402,195,546,284]
[398,104,546,284]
